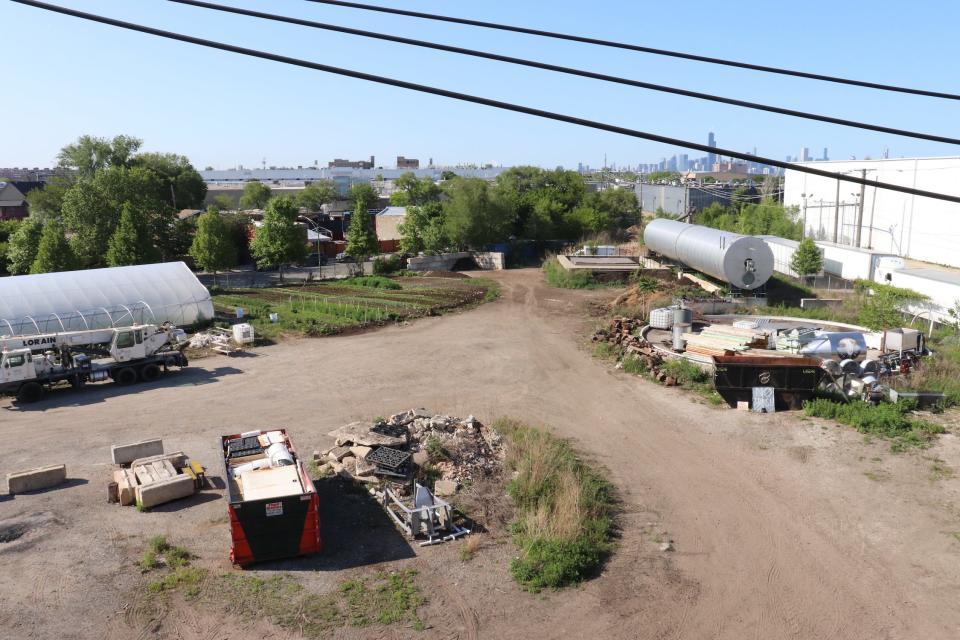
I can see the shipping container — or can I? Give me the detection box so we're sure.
[814,241,899,282]
[759,236,826,278]
[879,267,960,324]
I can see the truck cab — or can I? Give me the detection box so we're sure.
[0,349,37,384]
[110,327,150,362]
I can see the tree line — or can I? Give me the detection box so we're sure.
[394,167,641,255]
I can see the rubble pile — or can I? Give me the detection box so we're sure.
[592,317,685,386]
[318,409,504,494]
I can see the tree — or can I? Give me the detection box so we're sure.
[106,203,154,266]
[6,216,44,275]
[250,196,305,280]
[789,238,823,282]
[443,178,514,249]
[584,188,640,233]
[239,181,272,209]
[399,201,447,255]
[296,180,336,211]
[133,152,207,209]
[440,170,456,181]
[212,194,234,211]
[345,184,380,265]
[24,176,72,221]
[57,134,142,176]
[190,207,236,284]
[30,220,76,274]
[390,172,440,206]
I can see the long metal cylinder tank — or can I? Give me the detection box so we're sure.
[644,219,774,290]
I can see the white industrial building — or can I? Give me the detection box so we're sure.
[784,156,960,268]
[0,262,215,336]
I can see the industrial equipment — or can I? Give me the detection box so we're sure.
[0,323,188,402]
[644,219,774,290]
[713,355,824,409]
[221,428,321,566]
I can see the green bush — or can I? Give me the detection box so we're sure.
[660,358,709,385]
[372,254,403,275]
[621,355,649,375]
[543,256,598,289]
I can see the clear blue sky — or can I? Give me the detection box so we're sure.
[2,0,957,170]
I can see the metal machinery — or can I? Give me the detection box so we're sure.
[0,323,188,402]
[644,219,775,291]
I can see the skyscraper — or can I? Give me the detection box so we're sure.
[707,132,717,169]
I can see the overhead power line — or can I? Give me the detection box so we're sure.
[167,0,960,146]
[12,0,960,206]
[300,0,960,101]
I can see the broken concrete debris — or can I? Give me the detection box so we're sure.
[324,409,504,490]
[107,440,206,509]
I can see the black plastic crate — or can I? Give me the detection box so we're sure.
[367,446,411,471]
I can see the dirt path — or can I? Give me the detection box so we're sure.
[1,268,959,639]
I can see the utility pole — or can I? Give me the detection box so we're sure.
[854,168,866,247]
[832,178,841,243]
[800,193,808,239]
[867,179,878,249]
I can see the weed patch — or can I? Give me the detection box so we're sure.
[495,419,616,592]
[803,398,945,451]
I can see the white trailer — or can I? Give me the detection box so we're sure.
[814,241,900,282]
[0,324,188,402]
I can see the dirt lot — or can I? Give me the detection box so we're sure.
[2,268,959,639]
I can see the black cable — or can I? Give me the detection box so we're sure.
[12,0,960,206]
[167,0,960,146]
[300,0,960,101]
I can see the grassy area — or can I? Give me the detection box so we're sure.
[495,419,616,592]
[134,538,426,636]
[542,256,630,289]
[803,398,945,452]
[212,275,498,339]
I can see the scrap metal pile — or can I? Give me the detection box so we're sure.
[318,409,504,494]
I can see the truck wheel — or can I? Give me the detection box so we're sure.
[17,382,44,403]
[115,367,138,385]
[140,363,161,382]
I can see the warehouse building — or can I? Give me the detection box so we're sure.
[783,156,960,268]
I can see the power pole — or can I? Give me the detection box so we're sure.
[832,178,840,243]
[866,179,878,249]
[854,168,866,247]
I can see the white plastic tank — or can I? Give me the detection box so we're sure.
[644,219,775,290]
[649,307,674,330]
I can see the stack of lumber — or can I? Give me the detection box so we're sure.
[682,324,769,357]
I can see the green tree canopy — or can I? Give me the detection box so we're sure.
[57,134,142,176]
[239,181,272,210]
[212,194,235,211]
[790,238,823,279]
[399,201,447,255]
[6,217,43,275]
[390,172,441,206]
[106,203,155,267]
[250,196,305,278]
[190,207,237,281]
[133,152,207,209]
[443,178,514,249]
[345,184,380,262]
[296,180,337,211]
[583,188,641,232]
[24,176,73,221]
[31,220,76,274]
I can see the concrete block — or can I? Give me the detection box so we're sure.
[130,451,187,470]
[434,479,457,496]
[326,446,352,462]
[7,464,67,494]
[350,445,372,460]
[118,478,136,506]
[412,450,429,466]
[135,474,195,508]
[111,438,163,465]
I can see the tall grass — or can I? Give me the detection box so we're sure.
[495,419,616,591]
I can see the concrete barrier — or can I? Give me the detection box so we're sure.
[7,464,67,494]
[112,438,164,465]
[407,251,504,272]
[473,251,505,270]
[135,474,195,508]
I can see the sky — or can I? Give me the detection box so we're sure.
[1,0,958,171]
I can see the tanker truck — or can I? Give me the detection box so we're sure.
[0,323,188,402]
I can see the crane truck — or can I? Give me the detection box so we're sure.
[0,323,188,402]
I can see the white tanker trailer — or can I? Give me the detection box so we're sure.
[643,219,775,291]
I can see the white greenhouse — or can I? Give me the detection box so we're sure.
[0,262,214,336]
